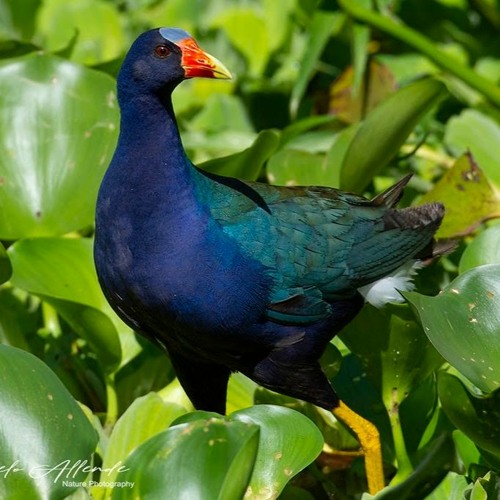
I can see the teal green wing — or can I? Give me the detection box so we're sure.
[196,170,443,324]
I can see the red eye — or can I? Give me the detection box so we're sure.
[154,45,170,58]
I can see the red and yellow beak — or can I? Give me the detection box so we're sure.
[175,37,232,80]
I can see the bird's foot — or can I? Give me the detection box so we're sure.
[332,400,384,495]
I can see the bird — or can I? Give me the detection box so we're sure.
[94,27,445,494]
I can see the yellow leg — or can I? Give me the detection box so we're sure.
[332,400,384,494]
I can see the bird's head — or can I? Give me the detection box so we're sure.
[117,27,231,99]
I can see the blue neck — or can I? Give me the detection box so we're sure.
[98,90,209,244]
[109,91,201,217]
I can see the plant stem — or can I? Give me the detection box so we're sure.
[104,373,118,431]
[388,405,414,485]
[338,0,500,108]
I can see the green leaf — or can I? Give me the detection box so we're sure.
[425,471,469,500]
[188,94,253,134]
[0,0,41,40]
[36,0,125,65]
[138,0,207,33]
[399,376,439,456]
[111,419,259,500]
[280,115,339,144]
[261,0,296,53]
[115,341,175,414]
[9,238,104,308]
[0,344,97,499]
[374,433,455,500]
[438,372,500,458]
[322,124,361,188]
[340,78,447,192]
[283,130,336,153]
[452,430,482,473]
[0,241,12,284]
[266,125,348,188]
[351,23,370,94]
[267,149,333,187]
[8,237,122,372]
[340,304,443,409]
[172,410,222,426]
[94,393,186,499]
[0,53,118,239]
[230,405,324,498]
[466,471,500,500]
[331,353,391,454]
[200,129,280,180]
[158,405,322,499]
[418,153,500,238]
[459,225,500,273]
[226,372,257,414]
[405,265,500,393]
[158,377,194,411]
[212,7,269,77]
[290,11,345,116]
[445,109,500,187]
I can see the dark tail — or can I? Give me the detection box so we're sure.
[383,203,445,260]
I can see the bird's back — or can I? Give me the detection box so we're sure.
[194,169,444,324]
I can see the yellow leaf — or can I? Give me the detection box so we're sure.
[419,152,500,238]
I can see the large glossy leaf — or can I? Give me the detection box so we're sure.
[172,404,324,498]
[438,372,500,458]
[0,344,98,499]
[340,78,447,192]
[231,405,324,498]
[0,53,118,239]
[405,265,500,393]
[94,393,186,499]
[418,153,500,238]
[459,225,500,273]
[111,419,259,500]
[8,237,123,371]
